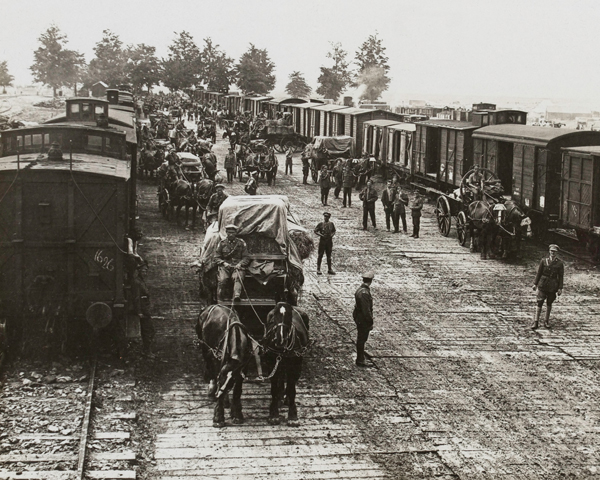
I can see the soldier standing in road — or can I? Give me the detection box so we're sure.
[359,179,378,230]
[353,272,374,367]
[318,165,332,206]
[381,179,397,232]
[532,244,564,329]
[342,160,356,208]
[215,225,251,302]
[301,154,310,185]
[333,159,344,199]
[314,212,336,275]
[224,148,236,183]
[410,194,424,238]
[393,192,409,234]
[285,147,293,175]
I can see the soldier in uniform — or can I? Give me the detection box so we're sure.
[342,160,356,208]
[380,179,398,232]
[131,259,155,355]
[215,225,251,302]
[393,192,409,234]
[224,148,236,183]
[359,179,378,230]
[301,154,310,185]
[206,184,228,225]
[466,164,485,201]
[314,212,336,275]
[410,194,424,238]
[353,272,374,367]
[532,244,564,329]
[285,147,293,175]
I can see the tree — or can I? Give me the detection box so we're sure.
[30,25,85,97]
[126,44,160,93]
[199,38,235,93]
[354,33,391,102]
[88,30,128,88]
[235,44,275,95]
[161,31,201,92]
[316,42,352,101]
[0,61,14,94]
[285,71,312,98]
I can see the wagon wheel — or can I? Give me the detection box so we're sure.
[293,139,307,154]
[436,196,452,237]
[283,140,295,153]
[273,140,285,153]
[456,210,468,246]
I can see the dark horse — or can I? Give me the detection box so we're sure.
[263,302,310,426]
[468,199,528,259]
[196,305,251,428]
[170,178,214,230]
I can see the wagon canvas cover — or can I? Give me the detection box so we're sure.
[312,136,356,157]
[200,195,304,271]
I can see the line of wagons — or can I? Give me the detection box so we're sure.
[206,90,600,259]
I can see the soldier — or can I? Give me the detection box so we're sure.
[318,165,332,206]
[380,179,398,232]
[314,212,336,275]
[342,160,356,208]
[353,271,374,367]
[466,164,485,201]
[206,184,228,225]
[131,259,155,355]
[393,192,409,234]
[301,154,310,185]
[223,148,236,183]
[410,194,424,238]
[285,147,293,175]
[359,179,378,230]
[532,244,564,329]
[332,159,344,199]
[215,225,251,302]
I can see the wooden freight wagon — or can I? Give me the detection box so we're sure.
[362,119,402,161]
[0,125,135,350]
[311,104,348,137]
[560,146,600,253]
[472,125,600,233]
[385,122,417,178]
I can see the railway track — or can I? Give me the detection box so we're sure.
[0,358,139,480]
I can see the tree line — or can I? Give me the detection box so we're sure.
[3,25,391,102]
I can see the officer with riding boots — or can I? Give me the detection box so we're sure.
[314,212,336,275]
[216,225,250,302]
[206,184,228,225]
[532,244,564,329]
[354,272,374,367]
[224,148,236,183]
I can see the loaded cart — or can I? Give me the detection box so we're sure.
[196,195,310,333]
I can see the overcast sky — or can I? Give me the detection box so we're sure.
[1,0,599,105]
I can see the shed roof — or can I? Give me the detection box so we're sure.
[363,119,403,128]
[472,124,585,145]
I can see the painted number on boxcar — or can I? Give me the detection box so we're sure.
[94,250,115,271]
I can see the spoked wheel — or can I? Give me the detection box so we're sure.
[436,196,452,236]
[273,141,285,153]
[457,210,468,246]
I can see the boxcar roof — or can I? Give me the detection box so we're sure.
[267,97,307,105]
[311,104,348,112]
[363,119,403,127]
[45,120,136,145]
[472,124,592,145]
[0,152,131,179]
[288,102,325,109]
[335,107,376,115]
[388,123,417,132]
[247,96,273,102]
[562,145,600,155]
[418,119,477,130]
[67,97,109,104]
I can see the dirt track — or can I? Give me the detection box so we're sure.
[129,130,600,479]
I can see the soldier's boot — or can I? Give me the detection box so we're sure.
[232,280,242,302]
[327,260,336,275]
[543,305,552,328]
[531,307,542,330]
[356,341,366,367]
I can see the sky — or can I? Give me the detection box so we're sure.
[1,0,600,107]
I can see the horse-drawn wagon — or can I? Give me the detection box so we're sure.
[435,167,530,259]
[303,135,356,182]
[252,117,307,153]
[195,195,309,334]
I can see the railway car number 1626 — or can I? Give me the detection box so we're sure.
[94,250,115,271]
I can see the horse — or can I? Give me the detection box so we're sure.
[196,305,251,428]
[263,302,310,426]
[467,200,496,259]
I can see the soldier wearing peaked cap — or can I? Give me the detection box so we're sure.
[314,212,336,276]
[531,244,564,329]
[215,224,250,302]
[353,272,374,367]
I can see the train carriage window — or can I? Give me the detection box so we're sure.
[24,135,32,147]
[32,134,42,146]
[44,134,50,146]
[86,135,103,152]
[70,103,80,114]
[95,105,105,115]
[82,103,90,113]
[17,136,22,149]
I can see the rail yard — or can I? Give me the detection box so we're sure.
[2,115,600,478]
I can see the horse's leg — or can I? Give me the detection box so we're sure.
[184,204,190,230]
[286,358,303,426]
[469,226,475,253]
[230,373,244,424]
[213,396,225,428]
[268,363,282,425]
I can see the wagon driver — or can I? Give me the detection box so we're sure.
[206,184,228,225]
[531,244,564,329]
[215,225,250,302]
[466,164,485,201]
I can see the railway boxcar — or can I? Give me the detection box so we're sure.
[385,122,417,178]
[362,119,402,162]
[472,125,600,236]
[311,104,348,137]
[0,124,135,352]
[560,146,600,254]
